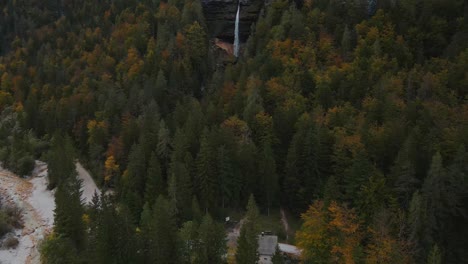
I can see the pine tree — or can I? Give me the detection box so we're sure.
[168,160,193,221]
[284,114,320,212]
[236,195,260,264]
[191,196,203,223]
[196,213,227,264]
[179,220,199,263]
[155,69,167,102]
[392,137,419,208]
[196,128,217,211]
[144,151,163,207]
[49,133,85,252]
[408,190,429,261]
[427,244,442,264]
[46,133,76,189]
[344,151,375,206]
[121,143,146,222]
[422,153,446,240]
[157,119,171,161]
[258,141,278,215]
[217,146,238,208]
[53,175,86,251]
[341,25,352,59]
[272,245,283,264]
[150,196,179,264]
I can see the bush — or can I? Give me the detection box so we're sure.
[4,205,23,228]
[0,212,12,238]
[3,235,19,249]
[17,155,35,177]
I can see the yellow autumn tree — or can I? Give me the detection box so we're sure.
[296,200,363,264]
[104,155,119,185]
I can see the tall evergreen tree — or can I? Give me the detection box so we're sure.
[392,137,419,208]
[144,151,163,207]
[121,143,146,222]
[236,194,260,264]
[196,128,217,211]
[217,146,238,208]
[150,196,179,264]
[195,213,227,264]
[46,133,76,189]
[53,176,86,251]
[258,141,278,215]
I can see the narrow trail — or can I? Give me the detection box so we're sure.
[75,162,101,204]
[280,208,290,241]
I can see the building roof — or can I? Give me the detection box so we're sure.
[258,235,278,256]
[278,243,301,257]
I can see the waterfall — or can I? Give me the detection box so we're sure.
[233,2,241,57]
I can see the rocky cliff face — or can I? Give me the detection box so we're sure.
[202,0,263,43]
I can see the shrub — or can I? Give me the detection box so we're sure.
[3,235,19,248]
[4,205,23,229]
[0,211,12,238]
[17,155,35,177]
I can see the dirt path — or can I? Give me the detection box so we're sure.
[75,162,101,204]
[280,208,290,241]
[0,161,99,264]
[0,162,53,264]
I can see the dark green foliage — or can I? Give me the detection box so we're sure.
[0,0,466,262]
[272,245,284,264]
[46,134,76,189]
[196,128,217,211]
[144,152,163,207]
[87,194,139,264]
[0,108,42,176]
[53,177,86,251]
[40,236,81,264]
[195,213,227,264]
[149,196,179,264]
[236,195,260,264]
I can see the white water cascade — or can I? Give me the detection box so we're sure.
[233,2,241,57]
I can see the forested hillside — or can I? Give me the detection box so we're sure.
[0,0,467,263]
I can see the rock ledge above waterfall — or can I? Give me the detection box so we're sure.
[202,0,264,42]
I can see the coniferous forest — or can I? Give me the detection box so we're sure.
[0,0,467,263]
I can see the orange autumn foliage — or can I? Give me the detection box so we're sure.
[296,201,362,264]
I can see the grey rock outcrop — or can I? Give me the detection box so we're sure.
[202,0,263,42]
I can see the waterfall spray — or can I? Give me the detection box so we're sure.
[233,2,241,57]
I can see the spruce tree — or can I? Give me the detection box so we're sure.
[53,173,86,251]
[236,195,260,264]
[258,141,278,215]
[50,134,85,252]
[122,143,146,222]
[196,213,227,264]
[392,137,419,208]
[156,119,171,161]
[217,146,237,208]
[144,151,163,207]
[196,128,217,211]
[272,245,284,264]
[47,133,76,189]
[150,196,179,264]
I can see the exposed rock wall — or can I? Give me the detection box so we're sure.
[202,0,263,42]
